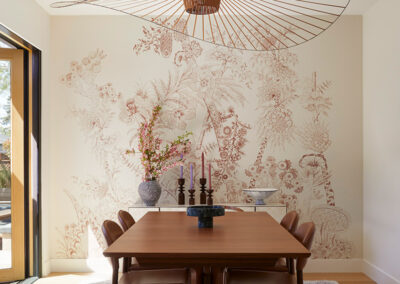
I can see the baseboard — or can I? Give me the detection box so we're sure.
[363,260,400,284]
[49,258,363,273]
[42,258,51,277]
[304,259,363,273]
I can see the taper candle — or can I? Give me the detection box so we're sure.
[180,154,183,178]
[201,152,205,178]
[190,164,193,189]
[208,163,211,189]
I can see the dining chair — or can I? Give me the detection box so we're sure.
[117,210,137,273]
[280,210,299,274]
[280,210,299,234]
[102,220,190,284]
[118,210,135,232]
[225,222,316,284]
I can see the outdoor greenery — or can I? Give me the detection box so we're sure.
[0,164,11,188]
[0,61,11,189]
[0,61,11,136]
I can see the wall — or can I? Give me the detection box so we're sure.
[363,0,400,283]
[0,0,52,276]
[48,15,363,272]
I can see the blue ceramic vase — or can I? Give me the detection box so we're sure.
[187,205,225,228]
[138,179,161,206]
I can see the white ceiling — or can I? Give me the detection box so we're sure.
[36,0,379,15]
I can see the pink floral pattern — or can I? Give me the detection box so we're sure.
[56,25,354,259]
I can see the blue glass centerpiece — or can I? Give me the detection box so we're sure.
[187,205,225,228]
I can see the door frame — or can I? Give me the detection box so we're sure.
[0,48,25,282]
[0,24,42,279]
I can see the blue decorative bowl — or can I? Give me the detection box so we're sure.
[187,205,225,228]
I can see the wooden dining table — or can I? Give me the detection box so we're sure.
[103,211,310,284]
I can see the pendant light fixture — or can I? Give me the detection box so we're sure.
[51,0,350,51]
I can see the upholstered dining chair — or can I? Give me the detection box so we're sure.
[226,222,316,284]
[280,211,299,274]
[102,220,190,284]
[117,210,136,273]
[118,210,135,232]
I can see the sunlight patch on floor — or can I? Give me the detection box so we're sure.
[36,274,111,284]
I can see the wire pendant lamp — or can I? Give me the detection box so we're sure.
[51,0,350,51]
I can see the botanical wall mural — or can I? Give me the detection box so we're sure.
[53,17,360,261]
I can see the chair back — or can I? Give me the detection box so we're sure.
[294,222,316,271]
[102,220,124,247]
[223,206,244,212]
[280,210,299,234]
[118,210,136,231]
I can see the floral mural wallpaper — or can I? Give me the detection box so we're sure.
[50,16,362,262]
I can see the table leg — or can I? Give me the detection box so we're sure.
[297,269,303,284]
[111,258,119,284]
[191,266,204,284]
[211,266,225,284]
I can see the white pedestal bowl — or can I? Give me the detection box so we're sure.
[243,188,278,205]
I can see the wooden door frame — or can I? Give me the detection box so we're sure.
[0,48,25,282]
[0,24,42,279]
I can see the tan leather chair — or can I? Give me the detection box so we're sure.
[118,210,135,232]
[280,210,299,274]
[280,211,299,234]
[226,222,316,284]
[117,210,137,272]
[102,220,190,284]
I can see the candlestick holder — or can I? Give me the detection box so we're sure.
[199,178,207,204]
[206,188,214,205]
[188,189,195,205]
[178,178,185,205]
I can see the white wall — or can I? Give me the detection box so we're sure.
[0,0,51,276]
[363,0,400,283]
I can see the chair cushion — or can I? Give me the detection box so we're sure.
[228,269,297,284]
[119,269,189,284]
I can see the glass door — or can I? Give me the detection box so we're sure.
[0,48,25,282]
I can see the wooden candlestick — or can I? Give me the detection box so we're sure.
[199,178,207,204]
[188,189,195,205]
[178,178,185,205]
[207,188,214,205]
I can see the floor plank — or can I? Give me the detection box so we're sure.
[305,273,376,284]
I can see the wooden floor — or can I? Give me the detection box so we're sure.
[304,273,375,284]
[38,272,375,284]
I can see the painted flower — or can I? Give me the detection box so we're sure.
[97,83,121,103]
[191,66,218,95]
[298,121,331,153]
[119,98,138,123]
[160,31,173,58]
[174,51,185,66]
[182,40,203,60]
[261,107,295,148]
[160,106,196,130]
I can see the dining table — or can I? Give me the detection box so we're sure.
[103,211,311,284]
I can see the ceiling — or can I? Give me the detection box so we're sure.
[37,0,379,15]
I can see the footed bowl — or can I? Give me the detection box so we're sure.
[243,188,278,205]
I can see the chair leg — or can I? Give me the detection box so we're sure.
[122,257,129,273]
[289,258,295,274]
[112,258,119,284]
[297,269,303,284]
